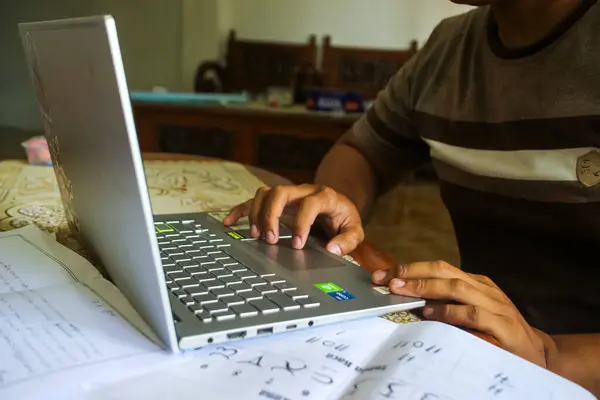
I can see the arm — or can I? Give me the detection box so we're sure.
[314,143,377,218]
[542,332,600,395]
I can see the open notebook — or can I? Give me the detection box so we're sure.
[0,226,594,400]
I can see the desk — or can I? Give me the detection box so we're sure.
[132,101,359,183]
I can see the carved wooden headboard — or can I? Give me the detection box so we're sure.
[320,36,419,99]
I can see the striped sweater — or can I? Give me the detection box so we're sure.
[342,0,600,334]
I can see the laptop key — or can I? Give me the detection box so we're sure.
[195,293,218,305]
[240,290,263,301]
[171,254,192,262]
[264,275,286,284]
[296,296,320,308]
[231,303,259,318]
[219,275,242,285]
[162,259,176,267]
[211,287,234,298]
[173,288,187,298]
[249,298,280,314]
[207,251,227,259]
[284,290,309,300]
[203,301,228,315]
[195,275,216,283]
[186,286,209,296]
[274,282,297,292]
[226,265,247,273]
[196,310,213,323]
[202,280,225,290]
[164,248,184,256]
[244,277,267,287]
[169,271,190,281]
[229,282,253,293]
[167,282,179,291]
[235,270,257,280]
[186,266,208,276]
[164,266,181,274]
[255,285,278,295]
[212,269,233,278]
[267,293,301,311]
[217,258,237,266]
[180,295,195,305]
[177,260,198,268]
[204,263,223,271]
[188,303,204,314]
[177,278,199,288]
[222,295,245,306]
[215,310,236,322]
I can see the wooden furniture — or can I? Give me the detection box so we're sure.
[321,36,419,99]
[195,30,318,94]
[133,101,358,184]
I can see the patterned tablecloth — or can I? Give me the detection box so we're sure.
[0,159,418,324]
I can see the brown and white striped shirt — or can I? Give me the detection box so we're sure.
[342,0,600,334]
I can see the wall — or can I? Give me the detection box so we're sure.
[0,0,183,131]
[228,0,472,49]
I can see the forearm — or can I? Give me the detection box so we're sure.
[540,330,600,395]
[314,143,377,218]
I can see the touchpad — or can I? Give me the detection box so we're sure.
[244,239,346,270]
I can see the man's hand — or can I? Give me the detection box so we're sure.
[224,184,365,256]
[372,260,551,368]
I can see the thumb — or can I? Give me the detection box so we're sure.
[325,226,363,256]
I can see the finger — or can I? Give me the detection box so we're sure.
[326,222,364,256]
[291,187,339,249]
[223,200,252,227]
[371,261,504,303]
[249,187,271,238]
[422,303,511,345]
[260,185,303,244]
[388,277,505,312]
[292,195,324,249]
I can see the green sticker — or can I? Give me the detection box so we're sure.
[314,282,344,293]
[227,231,244,240]
[155,223,175,233]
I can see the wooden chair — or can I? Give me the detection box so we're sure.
[320,36,419,99]
[195,30,318,94]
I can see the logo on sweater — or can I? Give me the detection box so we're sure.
[576,150,600,187]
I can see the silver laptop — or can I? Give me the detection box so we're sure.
[18,15,424,351]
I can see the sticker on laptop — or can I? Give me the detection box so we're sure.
[226,231,245,240]
[372,286,391,295]
[314,282,355,301]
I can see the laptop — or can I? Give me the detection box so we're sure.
[18,15,424,351]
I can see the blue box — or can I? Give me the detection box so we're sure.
[306,89,365,113]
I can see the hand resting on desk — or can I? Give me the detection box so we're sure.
[225,184,519,352]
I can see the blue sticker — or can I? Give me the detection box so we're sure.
[328,290,356,301]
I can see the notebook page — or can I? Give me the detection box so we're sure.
[339,321,594,400]
[84,317,400,400]
[0,227,100,294]
[0,226,164,399]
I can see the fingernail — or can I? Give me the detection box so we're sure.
[292,236,302,249]
[423,306,434,317]
[391,279,406,289]
[250,224,259,237]
[266,231,276,243]
[328,244,341,256]
[373,270,387,282]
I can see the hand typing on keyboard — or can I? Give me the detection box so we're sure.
[224,185,364,257]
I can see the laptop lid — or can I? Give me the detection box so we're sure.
[18,15,178,351]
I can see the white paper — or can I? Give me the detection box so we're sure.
[86,319,595,400]
[0,226,164,400]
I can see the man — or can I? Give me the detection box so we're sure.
[225,0,600,395]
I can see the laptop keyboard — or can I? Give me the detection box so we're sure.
[155,220,320,323]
